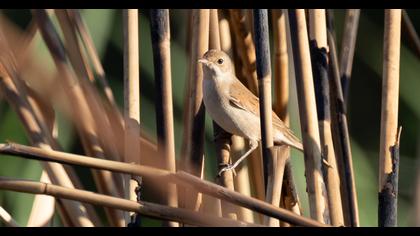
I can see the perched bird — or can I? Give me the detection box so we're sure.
[198,49,303,175]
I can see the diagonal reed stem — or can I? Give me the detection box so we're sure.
[0,142,328,227]
[0,177,261,227]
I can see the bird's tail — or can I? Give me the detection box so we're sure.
[274,132,304,152]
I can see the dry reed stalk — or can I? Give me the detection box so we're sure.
[55,10,122,160]
[327,12,360,227]
[253,9,280,227]
[326,11,360,227]
[26,171,55,226]
[33,9,125,226]
[309,9,344,226]
[288,9,330,224]
[150,9,179,227]
[228,10,265,211]
[55,9,124,187]
[180,9,209,212]
[208,8,238,220]
[0,74,94,227]
[122,9,141,225]
[279,10,304,223]
[0,177,262,227]
[0,142,329,227]
[272,9,290,227]
[0,206,19,227]
[308,10,328,51]
[0,19,59,227]
[67,9,120,111]
[0,17,102,226]
[378,9,402,227]
[339,9,360,105]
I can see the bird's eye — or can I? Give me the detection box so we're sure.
[217,58,224,64]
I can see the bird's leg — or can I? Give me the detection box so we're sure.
[218,140,259,176]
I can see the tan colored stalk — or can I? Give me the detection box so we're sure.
[378,9,402,227]
[123,10,141,224]
[150,9,179,227]
[67,9,119,111]
[288,9,330,223]
[180,9,209,212]
[309,9,344,226]
[33,9,124,226]
[0,74,94,227]
[0,177,261,227]
[0,142,328,227]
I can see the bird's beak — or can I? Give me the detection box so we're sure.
[198,58,209,65]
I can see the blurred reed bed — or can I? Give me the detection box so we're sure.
[0,9,417,227]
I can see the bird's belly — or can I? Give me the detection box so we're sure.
[203,91,260,140]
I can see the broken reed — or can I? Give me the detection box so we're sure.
[378,9,402,227]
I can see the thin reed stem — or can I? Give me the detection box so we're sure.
[0,177,261,227]
[150,9,179,227]
[123,10,141,221]
[253,9,280,226]
[326,10,360,227]
[309,9,344,226]
[34,9,124,226]
[180,9,209,212]
[0,142,328,227]
[288,9,330,224]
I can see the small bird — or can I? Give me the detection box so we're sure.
[198,49,303,176]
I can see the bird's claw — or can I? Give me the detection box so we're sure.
[217,164,237,177]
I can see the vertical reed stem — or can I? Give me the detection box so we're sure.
[253,9,279,226]
[326,11,360,227]
[123,9,140,226]
[378,9,402,227]
[288,9,330,224]
[181,9,209,211]
[309,9,344,226]
[150,9,179,227]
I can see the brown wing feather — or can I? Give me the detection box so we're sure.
[229,77,303,150]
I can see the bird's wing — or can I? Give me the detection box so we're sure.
[229,78,303,150]
[228,78,260,117]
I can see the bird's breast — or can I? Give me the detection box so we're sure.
[202,79,261,140]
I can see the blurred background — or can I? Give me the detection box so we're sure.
[0,9,419,227]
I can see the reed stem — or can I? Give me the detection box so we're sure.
[150,9,179,227]
[288,9,330,224]
[378,9,402,227]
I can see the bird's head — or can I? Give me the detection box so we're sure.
[198,49,234,78]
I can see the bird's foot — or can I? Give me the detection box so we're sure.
[217,163,237,177]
